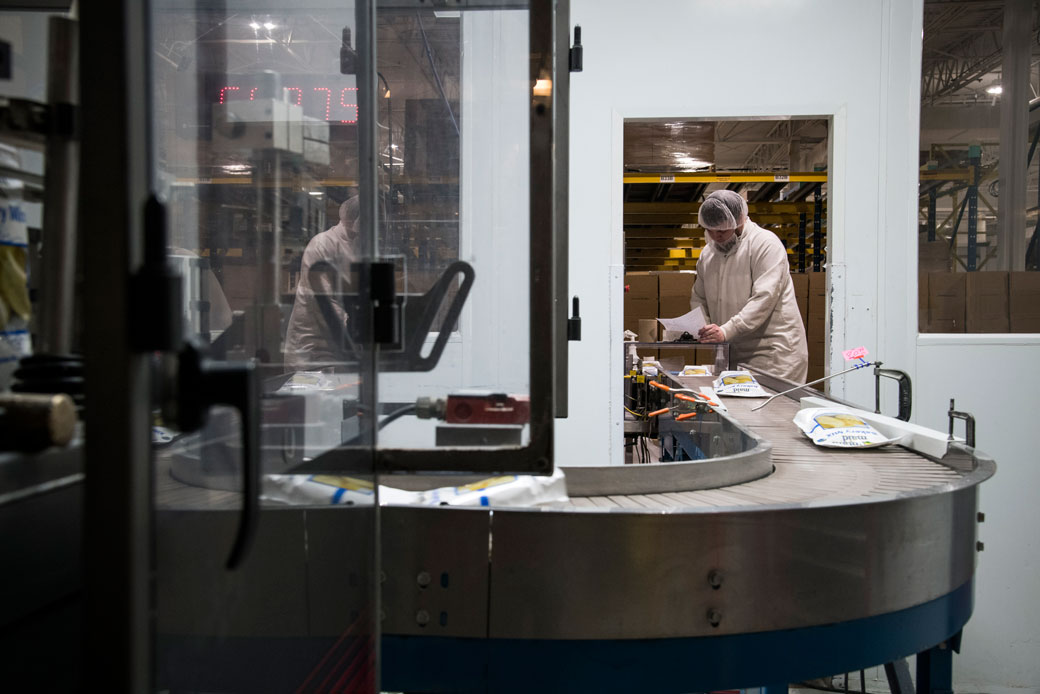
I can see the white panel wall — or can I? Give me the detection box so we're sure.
[562,0,1038,690]
[916,336,1040,692]
[562,0,897,458]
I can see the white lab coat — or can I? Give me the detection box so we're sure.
[690,219,808,382]
[284,222,357,370]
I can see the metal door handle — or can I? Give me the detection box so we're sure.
[175,339,259,569]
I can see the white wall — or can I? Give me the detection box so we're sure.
[561,0,1039,690]
[916,335,1040,692]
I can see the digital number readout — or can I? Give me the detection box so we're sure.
[216,83,359,123]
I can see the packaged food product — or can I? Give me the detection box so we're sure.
[681,365,712,376]
[793,407,902,448]
[262,468,569,508]
[713,370,769,397]
[421,468,568,507]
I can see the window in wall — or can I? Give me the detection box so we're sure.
[919,0,1040,333]
[621,118,830,385]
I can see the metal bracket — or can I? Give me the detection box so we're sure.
[309,259,474,372]
[947,398,976,448]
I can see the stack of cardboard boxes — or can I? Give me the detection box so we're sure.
[627,266,1040,382]
[919,270,1039,333]
[623,272,662,360]
[623,271,707,366]
[657,272,701,367]
[624,270,822,371]
[788,272,826,382]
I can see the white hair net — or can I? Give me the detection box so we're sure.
[698,190,748,230]
[339,195,360,224]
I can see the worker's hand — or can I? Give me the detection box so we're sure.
[698,324,726,343]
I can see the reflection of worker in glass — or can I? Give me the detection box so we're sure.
[284,196,360,370]
[691,190,808,382]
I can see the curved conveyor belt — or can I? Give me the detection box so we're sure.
[155,373,995,693]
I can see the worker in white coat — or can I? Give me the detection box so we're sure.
[284,196,360,370]
[690,190,808,382]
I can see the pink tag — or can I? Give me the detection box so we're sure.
[842,346,869,361]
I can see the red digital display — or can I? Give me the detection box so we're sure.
[217,82,359,123]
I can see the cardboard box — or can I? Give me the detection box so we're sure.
[808,289,826,320]
[919,240,951,273]
[918,271,928,332]
[808,270,827,297]
[637,318,659,342]
[219,263,257,309]
[624,296,658,319]
[792,272,810,327]
[625,272,658,300]
[791,273,809,300]
[966,271,1009,333]
[657,271,696,298]
[807,271,826,322]
[927,272,965,333]
[658,347,701,371]
[659,295,693,319]
[1010,271,1040,332]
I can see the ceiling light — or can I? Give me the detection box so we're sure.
[263,22,276,30]
[986,85,1002,95]
[308,191,324,196]
[249,21,261,29]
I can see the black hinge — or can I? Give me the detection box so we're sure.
[569,25,583,73]
[567,296,581,341]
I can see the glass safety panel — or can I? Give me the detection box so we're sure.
[370,2,538,463]
[150,2,379,692]
[286,0,555,474]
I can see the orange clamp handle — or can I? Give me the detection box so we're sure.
[648,381,670,392]
[647,407,671,418]
[675,412,698,421]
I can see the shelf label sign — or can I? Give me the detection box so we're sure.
[842,346,869,361]
[659,175,675,183]
[774,175,790,182]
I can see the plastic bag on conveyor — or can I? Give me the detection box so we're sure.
[713,370,769,397]
[262,475,420,506]
[262,468,569,508]
[420,468,568,507]
[793,407,902,449]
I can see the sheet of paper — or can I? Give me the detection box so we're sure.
[656,306,707,336]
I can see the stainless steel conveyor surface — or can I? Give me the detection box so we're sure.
[565,375,963,509]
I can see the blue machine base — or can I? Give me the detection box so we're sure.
[156,580,972,693]
[382,579,973,694]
